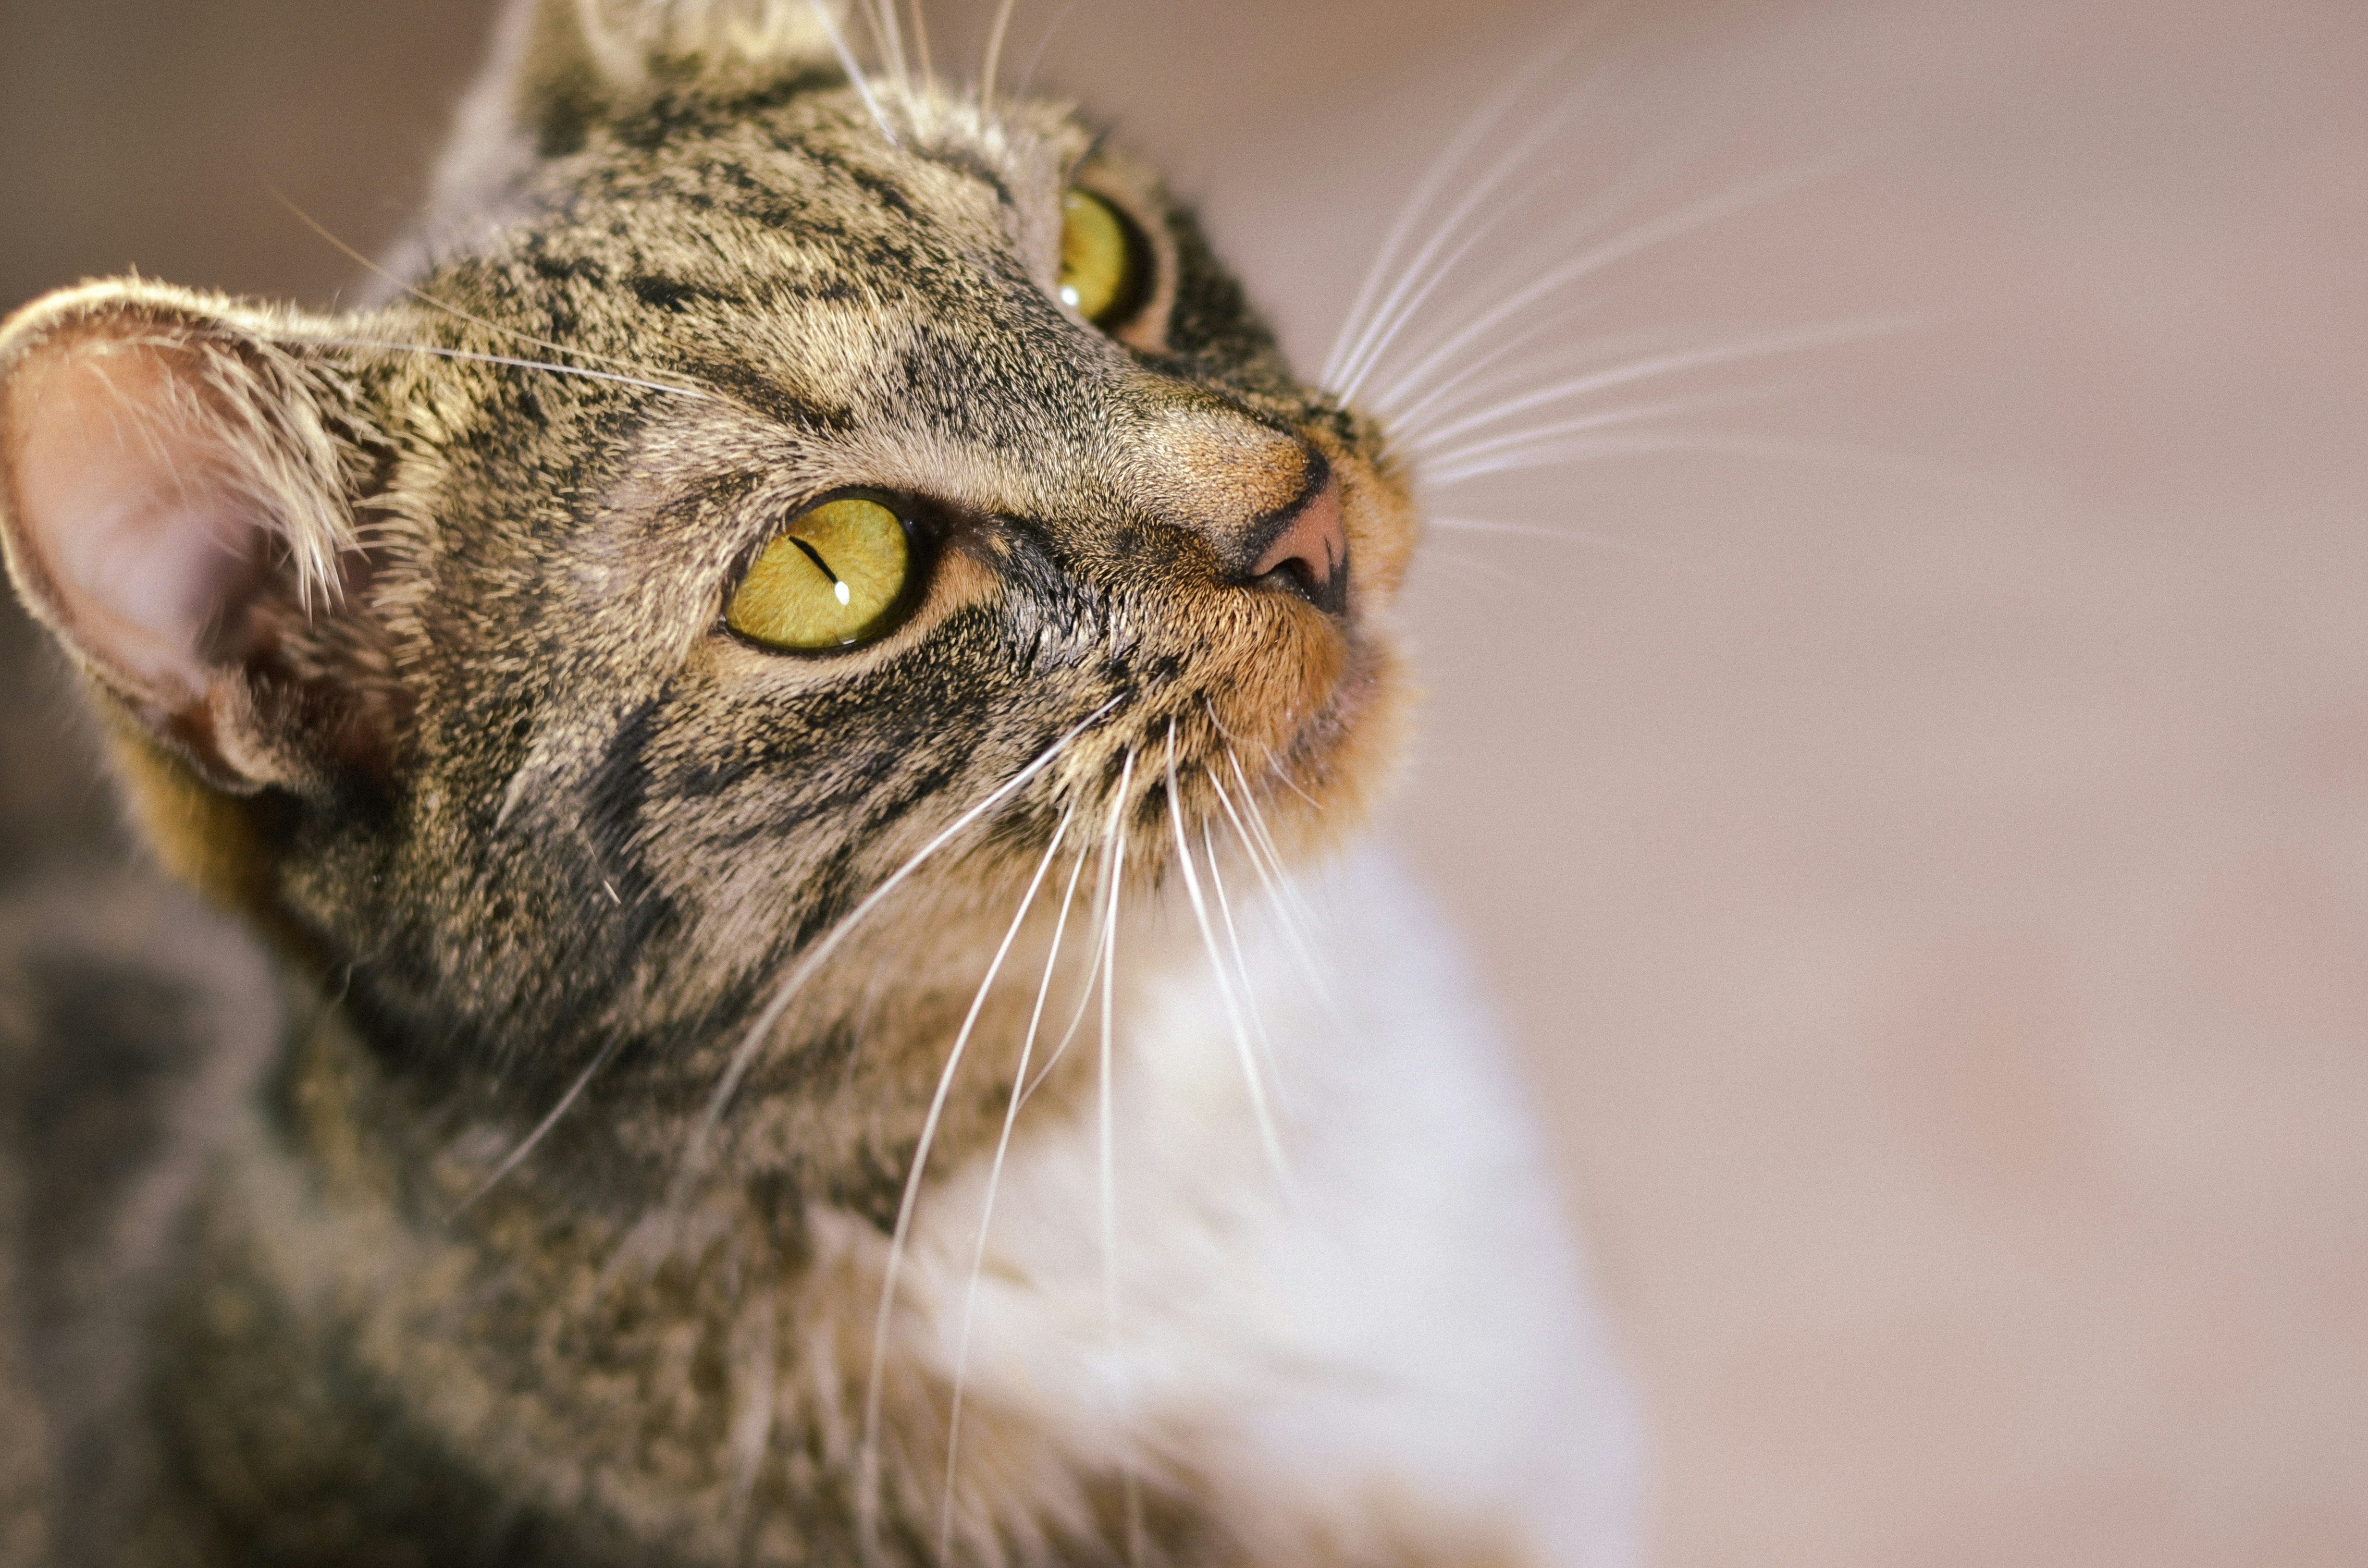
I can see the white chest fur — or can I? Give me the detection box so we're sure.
[888,849,1642,1567]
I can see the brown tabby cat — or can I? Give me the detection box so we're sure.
[0,3,1637,1564]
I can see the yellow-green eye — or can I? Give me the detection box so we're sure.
[1058,189,1145,327]
[725,497,912,650]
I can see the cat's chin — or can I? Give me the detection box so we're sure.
[1178,615,1411,874]
[1267,625,1414,859]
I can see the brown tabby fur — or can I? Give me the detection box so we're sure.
[0,2,1443,1562]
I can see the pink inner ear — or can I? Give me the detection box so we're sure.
[5,342,264,710]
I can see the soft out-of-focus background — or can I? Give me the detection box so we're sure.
[4,1,2363,1562]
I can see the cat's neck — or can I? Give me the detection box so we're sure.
[274,893,1151,1244]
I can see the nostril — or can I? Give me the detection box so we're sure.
[1250,478,1348,615]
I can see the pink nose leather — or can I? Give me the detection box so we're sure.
[1251,478,1347,607]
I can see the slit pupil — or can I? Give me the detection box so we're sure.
[789,536,839,585]
[789,536,854,604]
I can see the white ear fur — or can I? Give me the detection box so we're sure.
[0,281,359,775]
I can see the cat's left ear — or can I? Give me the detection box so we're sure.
[0,279,378,795]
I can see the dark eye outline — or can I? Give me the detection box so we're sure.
[1060,188,1155,333]
[717,487,938,656]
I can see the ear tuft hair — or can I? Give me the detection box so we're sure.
[0,279,359,618]
[0,279,372,759]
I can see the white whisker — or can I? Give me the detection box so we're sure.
[1214,752,1334,1013]
[1213,747,1296,898]
[680,700,1119,1200]
[864,0,911,94]
[1429,516,1663,559]
[940,822,1087,1563]
[1415,392,1736,473]
[1012,1,1078,103]
[976,0,1019,120]
[1329,86,1602,406]
[1320,97,1504,392]
[1362,147,1688,420]
[1409,318,1899,460]
[1376,292,1614,441]
[448,1034,624,1216]
[1201,818,1286,1115]
[1097,751,1136,1348]
[1362,157,1857,422]
[1423,427,1913,487]
[857,802,1073,1563]
[1424,432,1706,486]
[1439,429,1981,490]
[1320,16,1606,390]
[1260,747,1327,815]
[1098,751,1138,1568]
[809,0,898,146]
[1202,766,1283,943]
[1165,729,1286,1175]
[1420,547,1566,593]
[1021,775,1128,1106]
[1335,100,1610,405]
[905,0,936,96]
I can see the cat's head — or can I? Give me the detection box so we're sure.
[0,0,1417,1189]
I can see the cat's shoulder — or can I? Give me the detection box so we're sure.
[0,867,281,1564]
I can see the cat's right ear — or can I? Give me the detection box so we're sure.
[509,0,851,154]
[0,280,377,796]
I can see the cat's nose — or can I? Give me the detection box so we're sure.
[1115,385,1348,611]
[1246,475,1348,616]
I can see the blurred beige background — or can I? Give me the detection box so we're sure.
[3,1,2363,1564]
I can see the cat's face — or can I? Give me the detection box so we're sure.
[0,25,1417,1190]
